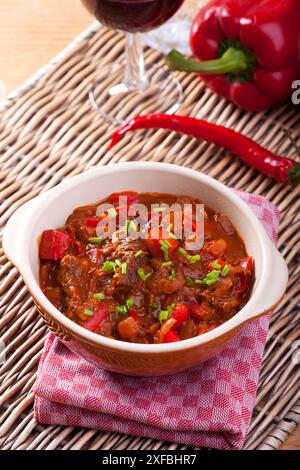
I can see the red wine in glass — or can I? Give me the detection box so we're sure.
[81,0,185,123]
[82,0,184,33]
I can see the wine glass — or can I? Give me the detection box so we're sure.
[81,0,185,124]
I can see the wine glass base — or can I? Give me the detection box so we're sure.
[89,62,183,125]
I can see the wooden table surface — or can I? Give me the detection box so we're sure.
[0,0,299,451]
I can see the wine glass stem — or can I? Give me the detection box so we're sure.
[124,33,149,91]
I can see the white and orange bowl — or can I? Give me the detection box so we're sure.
[3,162,288,376]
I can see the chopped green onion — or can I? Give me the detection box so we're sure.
[211,261,222,269]
[135,250,142,258]
[158,304,175,324]
[185,277,194,286]
[168,232,177,239]
[153,207,167,212]
[115,305,127,317]
[159,240,170,260]
[84,308,94,317]
[178,247,200,264]
[164,240,172,248]
[158,310,170,323]
[93,293,105,300]
[124,219,131,234]
[167,223,173,232]
[198,270,220,286]
[121,262,127,275]
[124,219,137,234]
[113,259,127,274]
[102,260,116,272]
[151,301,160,311]
[115,298,134,318]
[88,237,102,244]
[178,247,187,256]
[167,269,176,280]
[162,261,172,267]
[137,267,151,281]
[126,298,134,310]
[107,207,117,217]
[186,254,201,264]
[221,264,231,277]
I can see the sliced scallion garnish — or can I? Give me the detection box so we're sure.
[167,269,176,280]
[158,304,175,324]
[84,308,94,316]
[221,264,231,277]
[137,267,151,281]
[88,237,102,244]
[102,260,116,272]
[93,293,105,300]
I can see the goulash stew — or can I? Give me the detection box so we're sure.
[39,191,254,343]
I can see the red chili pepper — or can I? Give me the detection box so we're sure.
[84,305,108,332]
[109,114,300,186]
[166,0,300,111]
[39,230,70,261]
[164,330,180,343]
[171,304,189,328]
[240,257,254,271]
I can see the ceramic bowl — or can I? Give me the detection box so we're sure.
[3,162,288,376]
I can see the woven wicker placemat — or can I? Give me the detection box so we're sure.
[0,23,299,451]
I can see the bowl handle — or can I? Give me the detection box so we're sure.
[3,199,35,268]
[245,242,288,322]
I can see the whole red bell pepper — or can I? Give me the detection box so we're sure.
[166,0,300,111]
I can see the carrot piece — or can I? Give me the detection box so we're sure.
[208,239,227,257]
[117,317,139,339]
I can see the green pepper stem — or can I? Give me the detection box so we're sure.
[166,47,249,75]
[288,164,300,186]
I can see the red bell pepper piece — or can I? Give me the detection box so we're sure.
[164,330,180,343]
[110,114,300,186]
[84,305,108,332]
[108,191,138,205]
[39,230,70,261]
[166,0,300,112]
[128,309,138,322]
[85,217,100,228]
[145,237,179,259]
[171,304,189,328]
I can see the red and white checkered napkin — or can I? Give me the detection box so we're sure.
[34,192,280,450]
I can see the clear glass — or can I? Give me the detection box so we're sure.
[83,0,185,125]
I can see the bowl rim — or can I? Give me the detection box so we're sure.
[3,162,277,353]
